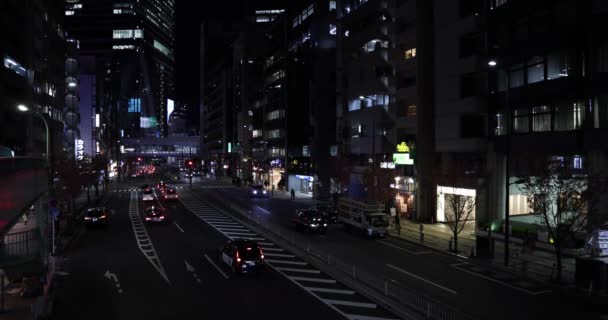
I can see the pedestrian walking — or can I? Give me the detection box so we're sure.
[395,213,401,236]
[290,188,296,200]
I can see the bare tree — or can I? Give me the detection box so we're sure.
[438,187,476,253]
[519,160,591,281]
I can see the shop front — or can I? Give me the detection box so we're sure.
[391,176,416,218]
[288,174,314,194]
[436,186,477,223]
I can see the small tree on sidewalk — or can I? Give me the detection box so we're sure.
[437,187,476,253]
[519,160,602,282]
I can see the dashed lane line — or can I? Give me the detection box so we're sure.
[377,240,432,255]
[174,222,185,233]
[128,191,170,285]
[387,264,456,295]
[203,254,229,280]
[306,287,355,295]
[449,262,551,295]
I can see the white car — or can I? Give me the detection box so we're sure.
[142,189,154,201]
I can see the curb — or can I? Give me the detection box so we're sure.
[188,190,436,320]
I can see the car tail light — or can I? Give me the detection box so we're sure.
[236,250,241,263]
[259,247,264,260]
[160,216,165,220]
[84,217,92,220]
[145,217,151,221]
[100,215,107,219]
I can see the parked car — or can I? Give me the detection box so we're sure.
[248,185,268,197]
[220,239,265,274]
[293,209,328,234]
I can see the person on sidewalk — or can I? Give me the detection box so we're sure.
[290,188,295,200]
[395,213,401,236]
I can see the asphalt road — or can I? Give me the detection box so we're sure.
[51,178,344,320]
[191,179,602,320]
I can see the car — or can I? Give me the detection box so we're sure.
[220,239,265,274]
[293,209,328,233]
[193,170,202,176]
[248,185,268,197]
[163,188,179,201]
[144,206,166,223]
[142,188,154,201]
[157,181,167,190]
[316,204,338,224]
[83,207,112,227]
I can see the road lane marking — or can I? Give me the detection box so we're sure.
[204,254,229,280]
[265,259,307,266]
[256,206,271,215]
[343,314,400,320]
[449,263,551,295]
[323,299,376,309]
[174,222,185,233]
[128,192,171,285]
[185,260,201,284]
[276,267,320,274]
[377,240,431,255]
[263,252,296,258]
[261,247,284,252]
[223,232,259,237]
[305,286,355,294]
[104,270,123,294]
[386,264,456,295]
[290,276,337,284]
[259,242,276,246]
[209,223,246,228]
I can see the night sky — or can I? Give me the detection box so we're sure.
[174,1,248,130]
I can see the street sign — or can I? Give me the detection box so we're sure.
[49,207,59,219]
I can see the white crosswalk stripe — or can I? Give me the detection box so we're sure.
[180,193,402,320]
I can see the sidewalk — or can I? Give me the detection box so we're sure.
[388,218,577,283]
[0,189,107,319]
[389,218,477,256]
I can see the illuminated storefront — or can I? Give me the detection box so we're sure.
[436,186,476,222]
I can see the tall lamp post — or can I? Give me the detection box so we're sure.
[488,59,511,266]
[17,104,56,255]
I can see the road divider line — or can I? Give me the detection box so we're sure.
[449,263,550,295]
[204,254,229,280]
[323,299,376,309]
[377,240,431,255]
[261,247,284,252]
[305,286,354,294]
[387,264,457,295]
[174,222,185,233]
[276,267,320,274]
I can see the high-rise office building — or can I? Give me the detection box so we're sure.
[65,0,175,145]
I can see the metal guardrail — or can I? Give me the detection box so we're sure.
[0,229,40,261]
[196,190,476,320]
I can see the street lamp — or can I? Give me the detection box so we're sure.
[17,104,55,255]
[489,59,511,266]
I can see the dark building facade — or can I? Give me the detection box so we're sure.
[1,0,66,159]
[484,0,608,229]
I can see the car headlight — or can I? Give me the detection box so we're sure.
[253,190,257,194]
[323,223,327,227]
[263,190,267,194]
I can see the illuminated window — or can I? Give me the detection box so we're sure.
[65,10,75,16]
[407,105,417,117]
[3,56,27,77]
[404,48,416,60]
[532,105,551,132]
[113,29,143,39]
[112,45,135,50]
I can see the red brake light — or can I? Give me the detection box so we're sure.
[246,247,252,251]
[236,250,241,263]
[100,215,107,219]
[259,247,264,260]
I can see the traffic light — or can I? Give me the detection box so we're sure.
[137,157,142,162]
[185,159,194,167]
